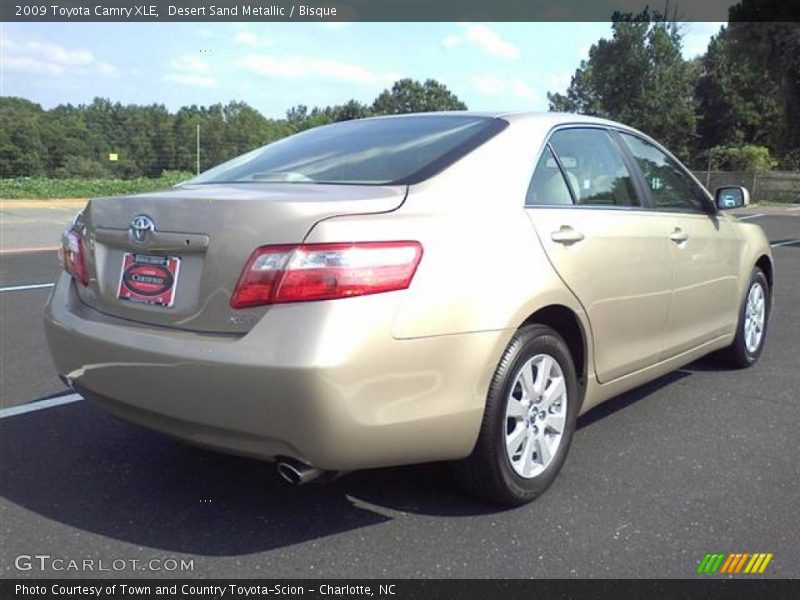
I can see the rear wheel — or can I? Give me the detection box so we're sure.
[717,268,770,368]
[453,324,578,505]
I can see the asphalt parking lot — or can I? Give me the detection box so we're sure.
[1,202,798,579]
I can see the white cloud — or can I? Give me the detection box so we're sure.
[382,71,403,84]
[168,55,208,73]
[4,56,63,76]
[232,29,277,47]
[466,24,520,59]
[471,75,506,95]
[2,38,116,76]
[242,54,396,85]
[319,22,352,30]
[163,73,215,87]
[442,24,520,59]
[234,30,260,45]
[316,59,382,84]
[441,35,462,50]
[511,80,538,102]
[547,73,571,93]
[471,75,538,103]
[682,22,726,58]
[232,30,276,47]
[196,28,225,40]
[164,53,212,86]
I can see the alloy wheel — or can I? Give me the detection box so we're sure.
[744,282,766,354]
[504,354,568,478]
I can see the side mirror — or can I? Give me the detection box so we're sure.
[714,186,749,210]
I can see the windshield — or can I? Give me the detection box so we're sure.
[188,115,507,186]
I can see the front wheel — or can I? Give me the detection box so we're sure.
[453,324,579,505]
[717,267,770,368]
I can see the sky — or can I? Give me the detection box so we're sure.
[0,21,725,118]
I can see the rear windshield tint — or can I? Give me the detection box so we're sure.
[188,115,507,186]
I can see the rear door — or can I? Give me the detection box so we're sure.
[617,132,742,356]
[524,127,673,383]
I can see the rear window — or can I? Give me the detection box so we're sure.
[188,115,507,186]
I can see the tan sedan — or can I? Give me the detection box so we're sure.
[44,112,773,504]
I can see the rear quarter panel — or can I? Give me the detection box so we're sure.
[305,115,587,340]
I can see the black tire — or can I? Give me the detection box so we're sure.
[717,268,771,368]
[453,324,579,506]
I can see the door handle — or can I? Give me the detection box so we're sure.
[550,226,584,245]
[669,228,689,244]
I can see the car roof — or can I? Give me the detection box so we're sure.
[362,110,637,132]
[496,111,625,128]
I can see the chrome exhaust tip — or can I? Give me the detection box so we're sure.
[276,458,326,486]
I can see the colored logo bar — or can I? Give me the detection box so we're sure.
[697,553,773,574]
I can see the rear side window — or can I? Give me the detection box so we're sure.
[548,129,639,207]
[619,133,709,213]
[525,146,574,206]
[188,115,507,186]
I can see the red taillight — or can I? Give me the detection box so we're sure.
[231,241,423,309]
[59,230,89,286]
[229,244,296,309]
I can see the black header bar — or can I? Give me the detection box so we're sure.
[2,579,796,600]
[1,0,763,23]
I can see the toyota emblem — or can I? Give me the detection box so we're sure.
[129,215,155,244]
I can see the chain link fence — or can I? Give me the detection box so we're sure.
[692,170,800,204]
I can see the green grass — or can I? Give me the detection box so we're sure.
[751,197,800,205]
[0,171,194,199]
[3,172,796,204]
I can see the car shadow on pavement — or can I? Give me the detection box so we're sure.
[677,354,738,373]
[576,369,692,430]
[0,401,499,557]
[2,366,699,557]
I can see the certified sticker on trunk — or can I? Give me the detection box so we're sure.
[117,253,181,307]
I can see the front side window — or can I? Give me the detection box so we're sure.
[187,115,506,186]
[619,133,709,213]
[548,128,640,207]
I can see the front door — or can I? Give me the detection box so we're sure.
[618,133,742,357]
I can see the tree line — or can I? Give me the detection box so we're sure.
[0,79,466,179]
[549,1,799,171]
[1,0,797,179]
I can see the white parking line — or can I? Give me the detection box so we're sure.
[771,239,800,248]
[737,213,764,221]
[0,282,55,293]
[0,393,83,419]
[0,245,59,255]
[788,206,800,211]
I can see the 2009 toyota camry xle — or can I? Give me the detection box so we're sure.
[44,112,773,505]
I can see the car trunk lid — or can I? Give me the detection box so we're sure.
[75,183,406,334]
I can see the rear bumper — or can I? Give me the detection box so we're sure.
[44,273,509,470]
